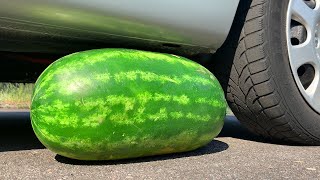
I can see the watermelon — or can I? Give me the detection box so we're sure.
[31,49,226,160]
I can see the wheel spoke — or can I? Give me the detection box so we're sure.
[308,74,320,104]
[290,0,316,27]
[288,39,316,70]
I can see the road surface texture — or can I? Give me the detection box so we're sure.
[0,111,319,179]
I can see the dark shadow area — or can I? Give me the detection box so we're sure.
[55,140,228,165]
[0,111,44,152]
[192,0,252,93]
[218,115,265,142]
[219,116,309,146]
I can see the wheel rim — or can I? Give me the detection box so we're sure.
[287,0,320,113]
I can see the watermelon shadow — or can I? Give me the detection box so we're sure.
[55,140,229,165]
[0,111,45,152]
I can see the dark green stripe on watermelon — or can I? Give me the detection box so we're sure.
[31,49,226,160]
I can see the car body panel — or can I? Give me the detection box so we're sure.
[0,0,239,55]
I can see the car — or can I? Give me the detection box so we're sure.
[1,0,319,145]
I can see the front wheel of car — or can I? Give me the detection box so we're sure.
[227,0,320,145]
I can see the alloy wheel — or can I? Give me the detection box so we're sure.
[287,0,320,113]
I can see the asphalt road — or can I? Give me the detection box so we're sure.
[0,111,319,180]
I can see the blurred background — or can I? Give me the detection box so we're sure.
[0,83,34,110]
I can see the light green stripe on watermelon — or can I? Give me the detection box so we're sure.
[36,71,216,100]
[112,70,214,86]
[32,93,224,127]
[31,48,226,160]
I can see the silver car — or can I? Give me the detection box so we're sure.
[1,0,319,145]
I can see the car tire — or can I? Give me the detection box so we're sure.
[211,0,320,145]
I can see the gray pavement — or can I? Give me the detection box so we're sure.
[0,112,319,179]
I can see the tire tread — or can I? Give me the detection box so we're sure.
[227,0,318,144]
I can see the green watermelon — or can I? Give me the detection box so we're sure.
[31,49,226,160]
